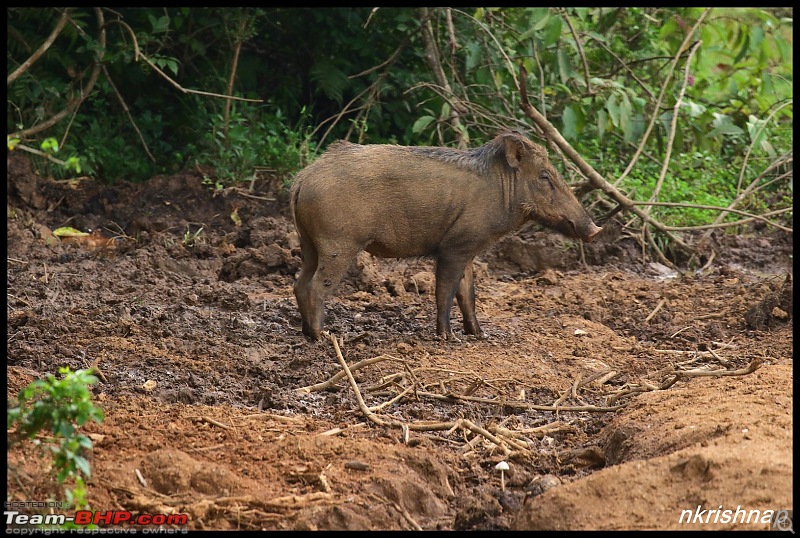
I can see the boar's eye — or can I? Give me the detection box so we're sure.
[540,171,554,190]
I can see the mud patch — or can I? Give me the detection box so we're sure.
[6,155,793,530]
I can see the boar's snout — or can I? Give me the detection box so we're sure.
[582,221,603,243]
[567,218,602,243]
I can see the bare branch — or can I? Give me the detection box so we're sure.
[9,8,105,140]
[517,63,694,254]
[560,8,591,95]
[101,65,156,163]
[612,9,711,188]
[632,201,792,233]
[643,40,702,216]
[7,9,72,85]
[418,7,469,148]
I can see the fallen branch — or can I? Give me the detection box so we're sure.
[517,63,694,255]
[606,358,762,405]
[295,354,403,393]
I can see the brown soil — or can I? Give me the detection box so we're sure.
[6,153,793,530]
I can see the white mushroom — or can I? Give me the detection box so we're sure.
[495,461,510,491]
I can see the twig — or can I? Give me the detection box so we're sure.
[134,468,147,488]
[733,101,794,196]
[325,332,389,427]
[295,354,402,393]
[7,8,72,85]
[197,416,231,430]
[102,18,261,104]
[561,8,591,95]
[101,65,156,163]
[517,63,694,255]
[14,144,68,166]
[632,202,792,233]
[9,8,105,139]
[228,187,276,202]
[418,7,469,148]
[643,40,702,216]
[586,34,654,99]
[223,14,249,141]
[644,298,667,323]
[460,419,513,456]
[612,9,710,189]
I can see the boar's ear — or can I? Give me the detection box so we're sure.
[503,135,524,169]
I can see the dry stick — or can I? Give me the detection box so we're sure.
[7,8,72,85]
[418,7,468,148]
[101,65,156,163]
[102,19,261,104]
[445,8,459,52]
[223,15,248,141]
[606,358,762,405]
[9,8,105,140]
[612,9,710,189]
[295,355,401,393]
[732,100,794,197]
[587,36,654,100]
[324,332,390,427]
[14,144,67,166]
[706,132,794,236]
[632,202,792,233]
[643,40,702,218]
[517,64,693,255]
[416,389,625,413]
[560,8,591,95]
[461,419,514,456]
[644,298,667,323]
[198,416,231,430]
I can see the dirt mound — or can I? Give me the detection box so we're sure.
[6,156,793,530]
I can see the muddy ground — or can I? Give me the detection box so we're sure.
[6,154,793,530]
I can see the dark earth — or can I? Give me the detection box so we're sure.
[6,153,793,530]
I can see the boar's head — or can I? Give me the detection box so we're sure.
[501,131,602,243]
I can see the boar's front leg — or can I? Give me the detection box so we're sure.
[456,260,485,338]
[297,241,359,341]
[435,255,474,340]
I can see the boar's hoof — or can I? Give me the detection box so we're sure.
[437,330,462,343]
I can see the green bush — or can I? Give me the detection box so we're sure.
[8,367,105,510]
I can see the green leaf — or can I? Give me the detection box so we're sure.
[412,115,435,134]
[541,16,563,47]
[681,100,706,118]
[708,113,743,137]
[465,40,483,71]
[532,11,551,31]
[41,138,59,154]
[53,227,89,237]
[562,105,577,141]
[557,48,573,84]
[606,93,620,128]
[746,114,768,147]
[597,109,608,142]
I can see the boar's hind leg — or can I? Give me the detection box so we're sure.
[303,246,359,340]
[293,234,319,338]
[456,260,484,337]
[435,255,473,340]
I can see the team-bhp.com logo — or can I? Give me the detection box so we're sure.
[5,509,188,528]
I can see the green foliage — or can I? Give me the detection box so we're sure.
[5,7,792,234]
[190,101,315,187]
[7,367,104,510]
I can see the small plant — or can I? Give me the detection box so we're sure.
[7,367,105,510]
[183,226,204,247]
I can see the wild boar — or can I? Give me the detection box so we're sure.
[290,130,601,340]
